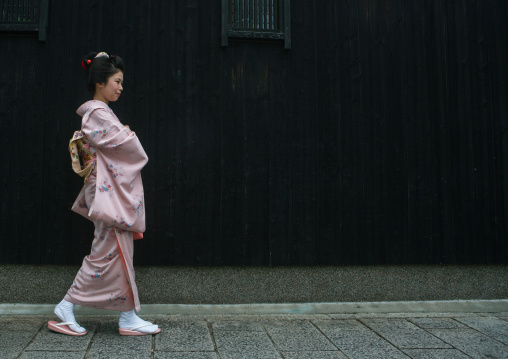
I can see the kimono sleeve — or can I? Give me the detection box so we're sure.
[81,108,129,149]
[76,107,148,233]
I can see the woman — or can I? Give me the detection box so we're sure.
[48,52,160,336]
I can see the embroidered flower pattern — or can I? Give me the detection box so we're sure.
[105,143,123,151]
[103,253,114,262]
[98,180,113,193]
[90,269,105,279]
[114,216,131,228]
[78,202,88,209]
[98,226,113,241]
[107,164,124,178]
[132,201,143,214]
[108,295,127,304]
[91,129,107,139]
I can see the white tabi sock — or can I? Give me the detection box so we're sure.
[119,309,158,333]
[54,299,86,333]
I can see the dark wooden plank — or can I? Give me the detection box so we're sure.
[241,44,273,265]
[267,47,293,264]
[348,0,371,264]
[364,0,387,264]
[288,0,318,264]
[380,0,411,264]
[450,0,476,263]
[184,0,223,265]
[424,0,455,263]
[402,1,435,263]
[487,0,508,262]
[314,0,341,265]
[219,44,250,265]
[161,0,191,265]
[468,0,502,263]
[0,37,45,263]
[333,0,364,265]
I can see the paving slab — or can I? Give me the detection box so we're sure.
[408,317,468,329]
[455,316,508,344]
[214,330,282,359]
[402,349,472,359]
[25,321,97,351]
[340,346,411,359]
[19,351,86,359]
[264,319,337,351]
[1,348,26,359]
[281,351,348,359]
[429,329,508,359]
[154,352,219,359]
[316,322,413,358]
[312,319,371,331]
[361,318,452,349]
[155,319,214,351]
[218,350,282,359]
[85,321,153,359]
[0,330,38,359]
[0,328,39,344]
[211,319,265,331]
[318,327,397,349]
[0,316,48,331]
[86,349,151,359]
[86,321,152,358]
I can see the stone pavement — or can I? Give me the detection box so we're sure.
[1,312,507,359]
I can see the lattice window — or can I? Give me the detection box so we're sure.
[222,0,291,49]
[0,0,49,41]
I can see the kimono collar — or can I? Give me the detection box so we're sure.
[76,100,111,117]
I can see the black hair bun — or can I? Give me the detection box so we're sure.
[81,52,97,70]
[109,54,125,72]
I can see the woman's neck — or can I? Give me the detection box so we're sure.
[93,93,109,105]
[92,97,109,106]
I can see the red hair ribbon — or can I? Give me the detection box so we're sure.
[81,59,92,70]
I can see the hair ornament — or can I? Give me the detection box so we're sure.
[81,59,92,70]
[95,52,109,58]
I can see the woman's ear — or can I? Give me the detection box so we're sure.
[96,82,105,89]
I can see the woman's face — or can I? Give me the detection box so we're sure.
[94,71,123,104]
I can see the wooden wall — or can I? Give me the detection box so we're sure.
[1,0,507,265]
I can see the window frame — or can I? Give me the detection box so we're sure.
[0,0,49,41]
[222,0,291,49]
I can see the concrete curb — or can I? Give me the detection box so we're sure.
[1,300,507,315]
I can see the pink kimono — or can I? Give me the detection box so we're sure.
[65,100,148,312]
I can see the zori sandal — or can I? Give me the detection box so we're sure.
[119,324,161,336]
[48,321,87,336]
